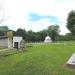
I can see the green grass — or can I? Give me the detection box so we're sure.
[0,42,75,75]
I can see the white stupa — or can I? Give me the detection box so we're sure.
[44,35,52,43]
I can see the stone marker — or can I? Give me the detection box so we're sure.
[67,53,75,68]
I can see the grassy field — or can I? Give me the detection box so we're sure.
[0,42,75,75]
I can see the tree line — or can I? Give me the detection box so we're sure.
[0,25,60,42]
[0,25,74,42]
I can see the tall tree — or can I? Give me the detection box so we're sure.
[48,25,59,41]
[64,33,72,41]
[0,26,9,32]
[35,30,47,42]
[0,0,9,36]
[15,28,27,40]
[26,30,36,42]
[66,10,75,35]
[0,26,9,36]
[0,30,4,36]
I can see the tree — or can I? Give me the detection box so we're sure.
[64,33,72,41]
[15,28,27,40]
[67,10,75,35]
[56,35,65,41]
[48,25,60,41]
[35,30,47,42]
[0,26,9,36]
[0,26,9,32]
[39,30,48,41]
[0,30,4,36]
[26,30,36,42]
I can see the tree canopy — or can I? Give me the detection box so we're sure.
[0,26,9,36]
[67,10,75,35]
[48,25,59,41]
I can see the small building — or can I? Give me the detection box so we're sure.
[0,36,23,49]
[13,36,23,49]
[44,35,52,43]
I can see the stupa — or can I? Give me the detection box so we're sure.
[44,35,52,43]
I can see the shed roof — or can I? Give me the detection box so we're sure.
[0,36,7,39]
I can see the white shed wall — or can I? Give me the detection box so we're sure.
[13,36,23,48]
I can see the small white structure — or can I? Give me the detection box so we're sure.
[0,36,23,49]
[67,53,75,65]
[13,36,23,49]
[44,36,52,43]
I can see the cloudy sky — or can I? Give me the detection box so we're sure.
[0,0,75,35]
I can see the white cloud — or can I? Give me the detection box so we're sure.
[0,0,75,34]
[25,18,53,32]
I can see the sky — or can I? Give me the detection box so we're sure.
[0,0,75,35]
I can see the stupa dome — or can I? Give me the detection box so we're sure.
[45,36,51,40]
[44,36,52,43]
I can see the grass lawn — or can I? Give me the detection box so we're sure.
[0,42,75,75]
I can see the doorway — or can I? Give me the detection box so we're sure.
[14,42,18,48]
